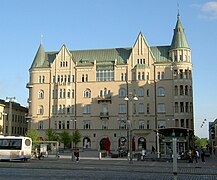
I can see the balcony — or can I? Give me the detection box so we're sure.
[97,95,111,103]
[100,112,109,118]
[26,83,33,88]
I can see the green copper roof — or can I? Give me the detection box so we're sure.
[170,15,189,50]
[70,48,131,65]
[151,46,170,62]
[30,43,46,69]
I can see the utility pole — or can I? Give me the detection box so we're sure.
[6,97,15,136]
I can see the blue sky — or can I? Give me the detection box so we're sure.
[0,0,216,138]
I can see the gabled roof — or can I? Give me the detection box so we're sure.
[170,14,189,50]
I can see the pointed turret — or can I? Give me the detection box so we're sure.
[170,14,189,50]
[30,42,45,69]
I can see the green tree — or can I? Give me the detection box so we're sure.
[72,129,81,149]
[194,136,209,148]
[45,128,59,141]
[59,130,72,149]
[25,129,39,142]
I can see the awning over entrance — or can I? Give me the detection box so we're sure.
[157,127,193,137]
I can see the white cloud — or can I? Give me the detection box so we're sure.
[192,1,217,20]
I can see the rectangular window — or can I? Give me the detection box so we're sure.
[158,120,166,128]
[139,103,144,113]
[175,102,179,113]
[147,120,150,129]
[180,70,183,79]
[185,102,189,113]
[147,103,150,114]
[157,72,160,80]
[119,104,126,114]
[119,120,126,129]
[38,121,43,130]
[67,121,70,129]
[58,121,61,129]
[180,102,184,113]
[181,119,184,127]
[96,70,114,82]
[83,120,90,129]
[102,120,108,129]
[139,120,144,129]
[83,105,91,114]
[174,70,178,79]
[157,103,165,113]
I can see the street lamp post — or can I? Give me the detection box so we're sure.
[124,93,138,164]
[6,97,15,136]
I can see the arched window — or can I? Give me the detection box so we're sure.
[119,88,126,97]
[142,72,145,80]
[138,72,141,80]
[38,90,44,99]
[157,87,165,97]
[84,89,91,98]
[63,89,66,98]
[59,89,62,99]
[67,89,71,98]
[71,89,75,99]
[37,105,44,115]
[42,76,45,83]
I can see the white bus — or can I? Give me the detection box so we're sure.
[0,136,32,161]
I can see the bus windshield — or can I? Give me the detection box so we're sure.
[0,139,22,150]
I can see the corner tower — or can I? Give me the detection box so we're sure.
[169,13,191,62]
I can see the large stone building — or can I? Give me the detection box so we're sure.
[27,14,194,156]
[0,99,28,136]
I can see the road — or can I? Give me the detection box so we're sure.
[0,156,216,180]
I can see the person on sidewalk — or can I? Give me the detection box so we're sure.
[151,146,156,154]
[74,149,80,163]
[193,149,198,163]
[141,148,146,161]
[201,149,205,164]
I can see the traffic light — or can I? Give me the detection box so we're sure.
[211,126,215,139]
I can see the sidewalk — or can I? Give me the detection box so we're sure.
[57,150,217,168]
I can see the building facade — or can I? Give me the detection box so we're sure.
[27,14,194,156]
[0,99,28,136]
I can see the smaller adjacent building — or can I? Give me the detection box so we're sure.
[0,99,28,136]
[209,119,217,150]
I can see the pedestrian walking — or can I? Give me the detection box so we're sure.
[74,149,79,163]
[188,149,193,163]
[201,149,205,163]
[141,148,146,161]
[193,149,198,163]
[151,146,156,154]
